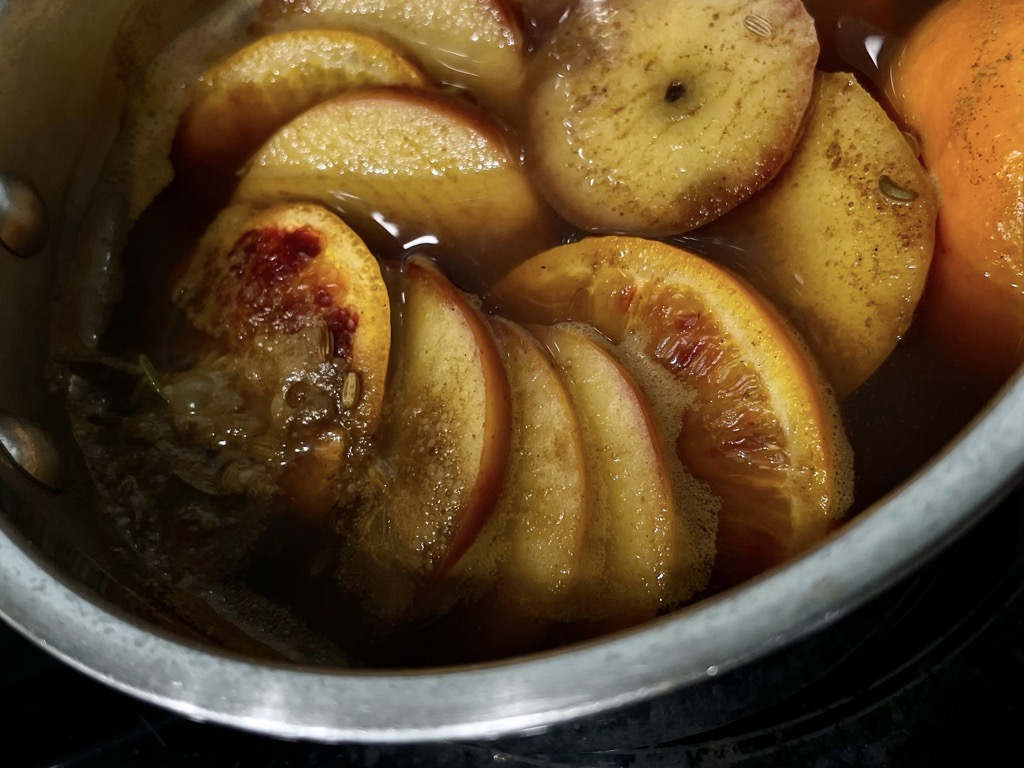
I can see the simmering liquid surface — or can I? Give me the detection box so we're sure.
[56,0,1008,666]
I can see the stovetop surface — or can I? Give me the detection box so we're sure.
[4,482,1023,767]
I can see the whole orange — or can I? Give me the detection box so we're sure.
[893,0,1024,383]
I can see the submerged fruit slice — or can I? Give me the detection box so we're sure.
[116,2,266,220]
[256,0,527,117]
[172,203,391,517]
[176,202,391,432]
[490,237,853,586]
[513,0,573,47]
[531,322,704,622]
[235,87,555,291]
[526,0,818,235]
[424,315,589,657]
[446,315,588,612]
[342,258,512,619]
[701,71,938,398]
[173,29,427,192]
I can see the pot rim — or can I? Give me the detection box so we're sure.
[2,368,1022,743]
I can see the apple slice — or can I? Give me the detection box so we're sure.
[338,258,512,621]
[256,0,527,117]
[441,315,588,613]
[172,29,428,196]
[234,87,557,291]
[526,0,818,235]
[169,202,391,518]
[530,322,704,624]
[114,0,267,221]
[413,314,588,659]
[700,71,938,398]
[176,202,391,431]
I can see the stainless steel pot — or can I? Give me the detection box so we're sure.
[1,0,1023,745]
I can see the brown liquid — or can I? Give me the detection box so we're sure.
[60,0,1007,667]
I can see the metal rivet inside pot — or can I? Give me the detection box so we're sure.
[0,172,48,258]
[0,413,65,490]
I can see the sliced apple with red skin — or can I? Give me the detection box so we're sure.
[340,258,512,621]
[438,315,588,616]
[235,87,557,292]
[509,0,572,47]
[490,237,853,587]
[483,316,588,610]
[256,0,527,118]
[530,322,700,625]
[172,202,390,518]
[172,29,428,199]
[116,2,267,221]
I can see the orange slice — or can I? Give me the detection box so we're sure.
[490,236,853,586]
[176,202,391,433]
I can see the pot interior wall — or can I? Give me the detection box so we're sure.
[0,0,278,656]
[0,1,127,418]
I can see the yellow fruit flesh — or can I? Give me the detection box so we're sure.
[235,88,556,291]
[256,0,527,117]
[174,29,427,185]
[176,203,391,431]
[341,260,511,621]
[701,71,938,398]
[171,202,391,519]
[419,316,589,658]
[532,322,700,622]
[526,0,819,234]
[447,316,587,612]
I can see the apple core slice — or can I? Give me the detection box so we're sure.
[235,87,556,291]
[340,258,512,620]
[490,237,853,587]
[526,0,819,235]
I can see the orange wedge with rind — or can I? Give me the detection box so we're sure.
[490,236,853,586]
